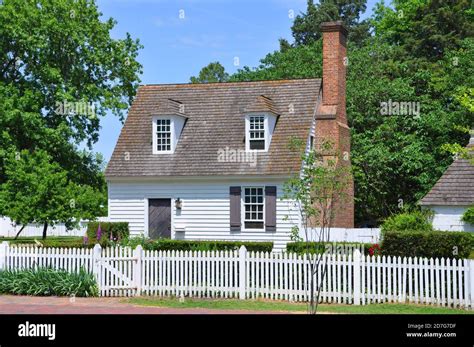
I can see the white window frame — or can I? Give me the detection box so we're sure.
[241,186,265,231]
[153,117,172,153]
[152,115,186,154]
[248,115,266,151]
[245,114,274,152]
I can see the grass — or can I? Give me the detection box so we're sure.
[126,296,474,314]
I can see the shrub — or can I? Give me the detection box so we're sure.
[381,230,474,259]
[120,237,274,253]
[381,209,433,233]
[119,235,149,249]
[461,206,474,225]
[86,222,129,246]
[286,242,372,255]
[5,237,88,248]
[0,267,99,297]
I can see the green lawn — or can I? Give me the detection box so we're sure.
[126,297,474,314]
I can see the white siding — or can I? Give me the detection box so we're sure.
[107,178,300,250]
[429,205,474,232]
[303,227,380,244]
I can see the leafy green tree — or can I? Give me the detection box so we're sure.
[230,41,322,82]
[0,150,106,239]
[373,0,474,61]
[190,62,229,83]
[0,0,141,236]
[0,0,142,181]
[291,0,371,46]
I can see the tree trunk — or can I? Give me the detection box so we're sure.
[13,225,26,240]
[42,221,48,240]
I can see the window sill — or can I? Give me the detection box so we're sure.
[152,151,174,155]
[241,228,266,233]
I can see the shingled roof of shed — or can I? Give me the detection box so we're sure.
[105,78,321,178]
[420,140,474,206]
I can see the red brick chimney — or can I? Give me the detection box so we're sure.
[315,21,354,228]
[320,21,348,123]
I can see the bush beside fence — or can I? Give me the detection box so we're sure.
[381,231,474,259]
[86,222,129,245]
[286,242,372,255]
[121,238,274,253]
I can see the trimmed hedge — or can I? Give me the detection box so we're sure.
[381,231,474,259]
[121,238,274,253]
[286,242,373,255]
[0,267,99,297]
[4,237,87,248]
[86,222,129,245]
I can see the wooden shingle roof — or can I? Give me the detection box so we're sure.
[420,140,474,206]
[243,95,280,115]
[105,79,321,178]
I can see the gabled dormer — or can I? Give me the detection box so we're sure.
[152,98,187,154]
[244,95,279,152]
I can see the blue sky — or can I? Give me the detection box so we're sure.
[94,0,380,162]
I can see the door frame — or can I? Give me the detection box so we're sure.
[144,197,175,239]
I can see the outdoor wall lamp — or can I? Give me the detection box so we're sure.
[175,198,182,210]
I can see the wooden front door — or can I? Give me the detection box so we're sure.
[148,199,171,239]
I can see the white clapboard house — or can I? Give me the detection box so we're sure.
[420,134,474,232]
[105,22,355,250]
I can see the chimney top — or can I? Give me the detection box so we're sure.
[320,21,348,36]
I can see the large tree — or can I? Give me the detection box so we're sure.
[190,62,229,83]
[291,0,371,46]
[0,0,142,235]
[373,0,474,61]
[0,150,106,239]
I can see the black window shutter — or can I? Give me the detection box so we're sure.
[265,186,277,232]
[230,186,241,231]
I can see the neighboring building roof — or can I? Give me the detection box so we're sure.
[420,140,474,206]
[105,79,321,178]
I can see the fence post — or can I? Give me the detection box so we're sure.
[470,260,474,309]
[0,241,8,270]
[239,246,247,300]
[353,248,361,305]
[92,244,102,282]
[134,245,143,296]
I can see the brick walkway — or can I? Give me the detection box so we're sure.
[0,295,296,314]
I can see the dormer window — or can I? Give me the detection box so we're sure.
[245,113,277,152]
[152,115,186,154]
[156,118,172,152]
[249,116,265,150]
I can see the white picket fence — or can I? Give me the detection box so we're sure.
[0,241,473,309]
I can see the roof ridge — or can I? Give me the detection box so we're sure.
[140,78,321,88]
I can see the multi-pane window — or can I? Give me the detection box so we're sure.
[249,116,265,150]
[244,187,264,229]
[156,119,171,152]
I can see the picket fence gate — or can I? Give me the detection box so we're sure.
[0,241,473,309]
